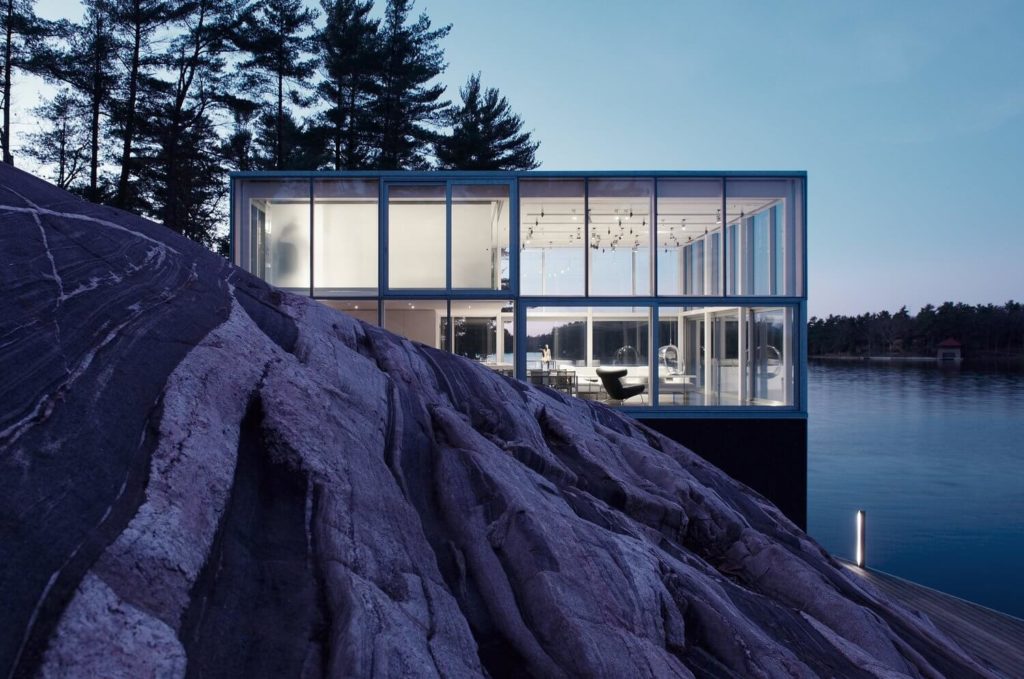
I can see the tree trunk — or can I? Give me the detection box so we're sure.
[334,88,343,170]
[276,68,283,169]
[115,5,142,208]
[3,0,14,164]
[89,17,103,202]
[57,119,68,188]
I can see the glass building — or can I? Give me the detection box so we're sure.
[231,171,809,524]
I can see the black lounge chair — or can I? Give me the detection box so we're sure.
[596,366,645,404]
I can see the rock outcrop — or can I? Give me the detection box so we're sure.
[0,165,996,678]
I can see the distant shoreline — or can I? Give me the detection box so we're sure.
[810,352,1024,366]
[810,354,939,363]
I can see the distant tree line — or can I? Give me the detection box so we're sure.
[1,0,540,251]
[808,302,1024,357]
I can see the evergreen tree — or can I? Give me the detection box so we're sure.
[136,0,240,245]
[23,89,88,189]
[235,0,317,169]
[220,97,260,172]
[108,0,175,209]
[369,0,449,169]
[1,0,51,164]
[435,73,540,170]
[314,0,379,170]
[51,0,118,202]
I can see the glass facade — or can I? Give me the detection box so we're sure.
[588,179,652,296]
[314,179,378,296]
[232,171,806,413]
[452,184,510,290]
[519,179,585,295]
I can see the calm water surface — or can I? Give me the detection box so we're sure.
[807,360,1024,618]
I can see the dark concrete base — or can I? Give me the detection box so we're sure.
[636,417,807,530]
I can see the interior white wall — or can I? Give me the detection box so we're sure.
[389,203,445,287]
[452,202,497,288]
[385,308,440,347]
[267,203,310,289]
[314,202,378,290]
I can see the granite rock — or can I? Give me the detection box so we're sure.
[0,164,996,678]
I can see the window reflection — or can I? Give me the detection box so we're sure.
[451,300,514,375]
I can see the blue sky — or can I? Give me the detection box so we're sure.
[28,0,1024,317]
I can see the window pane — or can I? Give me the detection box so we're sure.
[751,211,770,295]
[519,179,585,295]
[658,307,703,405]
[240,180,310,293]
[388,184,445,289]
[657,179,722,296]
[749,307,793,405]
[525,306,649,406]
[658,305,795,406]
[383,299,447,349]
[314,179,378,296]
[319,299,379,326]
[525,307,586,368]
[452,184,510,290]
[592,311,649,367]
[685,241,704,294]
[451,300,514,375]
[725,178,802,296]
[589,179,652,296]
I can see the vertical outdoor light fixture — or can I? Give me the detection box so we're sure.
[855,510,866,568]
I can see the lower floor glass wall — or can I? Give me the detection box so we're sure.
[658,306,794,406]
[318,298,796,409]
[451,301,515,377]
[383,299,448,349]
[526,307,651,404]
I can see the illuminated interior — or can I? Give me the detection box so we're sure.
[233,172,805,409]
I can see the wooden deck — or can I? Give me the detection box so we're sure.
[842,562,1024,677]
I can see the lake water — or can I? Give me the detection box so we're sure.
[807,360,1024,619]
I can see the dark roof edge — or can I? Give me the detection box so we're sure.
[229,169,808,179]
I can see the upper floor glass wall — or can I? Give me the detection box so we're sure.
[657,179,723,296]
[239,179,311,294]
[589,179,653,296]
[452,184,510,290]
[314,179,378,296]
[388,184,446,289]
[519,179,585,295]
[725,178,803,297]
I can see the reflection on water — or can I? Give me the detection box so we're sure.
[808,360,1024,618]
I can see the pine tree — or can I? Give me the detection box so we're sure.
[136,0,240,245]
[435,73,540,170]
[108,0,175,209]
[235,0,317,170]
[369,0,449,169]
[314,0,379,170]
[46,0,118,202]
[23,89,88,189]
[0,0,47,164]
